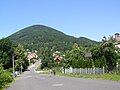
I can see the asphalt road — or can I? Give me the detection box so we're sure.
[6,64,120,90]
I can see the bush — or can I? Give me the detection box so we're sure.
[0,64,4,74]
[8,67,13,73]
[0,70,13,89]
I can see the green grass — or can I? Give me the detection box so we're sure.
[57,73,120,81]
[35,65,50,74]
[39,70,50,74]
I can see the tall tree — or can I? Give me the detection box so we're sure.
[40,47,54,69]
[14,44,29,71]
[0,38,13,69]
[64,43,87,68]
[91,36,118,70]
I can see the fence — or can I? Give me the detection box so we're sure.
[62,67,104,75]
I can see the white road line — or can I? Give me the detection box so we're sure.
[52,84,63,87]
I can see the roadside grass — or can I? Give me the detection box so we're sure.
[35,65,50,74]
[38,70,50,74]
[57,72,120,81]
[38,69,120,81]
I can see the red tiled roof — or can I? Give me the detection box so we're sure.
[27,52,38,60]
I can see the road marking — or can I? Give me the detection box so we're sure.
[52,84,63,87]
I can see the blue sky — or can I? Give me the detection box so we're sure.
[0,0,120,41]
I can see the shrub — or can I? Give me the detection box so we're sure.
[0,70,13,89]
[0,64,4,74]
[8,67,13,73]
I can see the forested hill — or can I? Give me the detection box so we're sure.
[8,25,97,50]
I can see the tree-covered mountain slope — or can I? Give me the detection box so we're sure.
[8,25,97,50]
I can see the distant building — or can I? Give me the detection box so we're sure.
[114,33,120,49]
[27,52,38,61]
[115,33,120,42]
[53,51,63,62]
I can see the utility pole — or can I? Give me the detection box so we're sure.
[21,64,22,74]
[12,53,15,78]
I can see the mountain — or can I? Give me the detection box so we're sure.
[8,25,97,51]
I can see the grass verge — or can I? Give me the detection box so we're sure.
[37,70,49,74]
[58,72,120,81]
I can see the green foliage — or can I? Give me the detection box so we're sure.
[8,67,13,73]
[90,36,118,71]
[101,37,118,69]
[63,51,72,68]
[40,47,54,69]
[0,38,29,89]
[0,71,13,89]
[14,44,29,71]
[64,43,93,68]
[94,59,101,68]
[0,64,4,74]
[70,44,86,68]
[85,59,93,68]
[8,25,97,51]
[0,38,13,69]
[0,38,29,72]
[117,53,120,69]
[0,65,13,89]
[100,56,106,67]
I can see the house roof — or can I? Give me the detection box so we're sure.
[27,52,38,60]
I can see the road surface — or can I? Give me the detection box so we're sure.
[6,63,120,90]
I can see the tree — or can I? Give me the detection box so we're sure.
[91,36,118,71]
[63,51,72,68]
[0,64,4,74]
[64,43,86,68]
[14,44,29,71]
[101,37,118,70]
[0,38,13,69]
[40,47,54,69]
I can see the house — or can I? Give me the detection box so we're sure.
[53,51,63,62]
[115,33,120,42]
[27,52,38,64]
[114,33,120,49]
